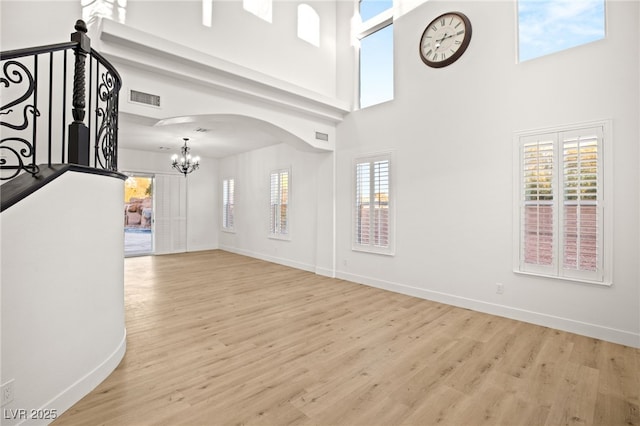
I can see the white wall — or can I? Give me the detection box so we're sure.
[0,171,126,425]
[0,2,82,50]
[0,0,338,99]
[335,1,640,347]
[218,143,332,273]
[119,148,219,253]
[124,0,338,98]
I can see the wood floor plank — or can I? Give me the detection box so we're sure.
[53,250,640,426]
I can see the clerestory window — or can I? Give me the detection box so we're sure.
[298,4,320,47]
[517,0,606,62]
[243,0,272,23]
[357,0,393,109]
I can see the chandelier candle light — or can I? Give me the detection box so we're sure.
[171,138,200,176]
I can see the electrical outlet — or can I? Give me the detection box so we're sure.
[496,283,504,294]
[1,380,15,406]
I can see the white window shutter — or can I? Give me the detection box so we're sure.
[223,178,235,230]
[560,127,603,281]
[353,154,393,254]
[354,161,371,246]
[516,122,608,284]
[269,169,289,237]
[520,134,557,274]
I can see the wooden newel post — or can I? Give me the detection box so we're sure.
[68,19,90,166]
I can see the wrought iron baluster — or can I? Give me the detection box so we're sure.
[61,49,67,163]
[68,19,90,166]
[48,51,53,166]
[32,55,38,175]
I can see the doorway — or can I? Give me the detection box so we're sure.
[124,174,154,256]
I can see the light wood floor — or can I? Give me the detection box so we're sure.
[54,250,639,426]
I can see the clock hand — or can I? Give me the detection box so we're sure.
[436,32,449,43]
[434,32,453,50]
[434,33,447,50]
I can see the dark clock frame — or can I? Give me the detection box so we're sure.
[419,11,472,68]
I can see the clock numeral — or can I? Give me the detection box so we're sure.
[431,25,437,32]
[441,53,447,60]
[449,17,454,25]
[457,30,465,36]
[454,40,461,45]
[440,18,446,26]
[455,22,462,28]
[425,49,433,58]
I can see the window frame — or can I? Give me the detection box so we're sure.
[269,168,291,240]
[513,120,612,285]
[352,152,395,255]
[222,177,235,233]
[243,0,272,23]
[297,4,320,47]
[516,0,606,63]
[356,1,394,109]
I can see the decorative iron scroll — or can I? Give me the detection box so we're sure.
[95,68,119,171]
[0,20,121,182]
[0,60,41,179]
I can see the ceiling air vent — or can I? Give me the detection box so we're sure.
[129,90,161,107]
[315,132,329,141]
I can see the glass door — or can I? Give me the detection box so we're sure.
[124,174,154,256]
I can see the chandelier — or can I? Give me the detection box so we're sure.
[171,138,200,176]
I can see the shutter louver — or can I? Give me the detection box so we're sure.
[270,169,289,237]
[562,131,600,273]
[373,160,389,247]
[522,138,555,267]
[355,162,370,245]
[516,123,606,283]
[354,155,391,253]
[223,178,235,230]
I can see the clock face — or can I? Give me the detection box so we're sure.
[419,12,472,68]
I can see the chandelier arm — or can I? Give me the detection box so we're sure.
[170,138,200,177]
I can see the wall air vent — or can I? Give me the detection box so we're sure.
[129,90,161,107]
[315,132,329,141]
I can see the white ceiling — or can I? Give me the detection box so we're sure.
[118,112,290,159]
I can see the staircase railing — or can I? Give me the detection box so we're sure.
[1,20,121,181]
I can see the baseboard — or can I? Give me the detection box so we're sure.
[219,245,316,273]
[187,244,219,253]
[336,271,640,349]
[315,266,335,278]
[26,329,127,425]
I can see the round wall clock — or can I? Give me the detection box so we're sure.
[419,12,472,68]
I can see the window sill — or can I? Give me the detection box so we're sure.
[513,270,612,287]
[269,234,291,242]
[352,246,394,256]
